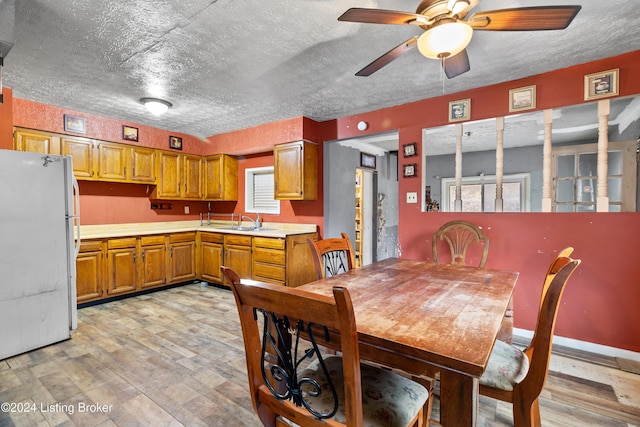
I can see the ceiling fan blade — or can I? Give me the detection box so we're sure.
[338,8,423,25]
[355,37,419,76]
[468,6,581,31]
[443,49,471,79]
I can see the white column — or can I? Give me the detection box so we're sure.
[542,109,553,212]
[455,123,463,212]
[495,117,504,212]
[597,100,610,212]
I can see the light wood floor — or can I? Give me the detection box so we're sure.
[1,284,639,426]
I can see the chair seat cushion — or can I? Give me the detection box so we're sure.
[479,339,530,391]
[298,355,428,427]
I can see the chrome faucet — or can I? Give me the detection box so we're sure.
[240,212,261,229]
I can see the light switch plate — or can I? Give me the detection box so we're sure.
[406,192,418,203]
[184,205,190,214]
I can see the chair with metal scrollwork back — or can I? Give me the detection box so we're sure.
[307,233,356,280]
[221,266,429,427]
[432,220,489,268]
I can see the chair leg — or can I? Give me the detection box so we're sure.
[412,376,434,427]
[513,396,542,427]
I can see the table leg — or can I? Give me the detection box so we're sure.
[439,370,479,426]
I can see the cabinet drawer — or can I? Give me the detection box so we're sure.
[107,237,137,249]
[140,235,165,246]
[169,232,196,243]
[201,232,224,244]
[254,263,285,282]
[253,248,285,265]
[253,236,285,250]
[224,234,252,246]
[79,240,103,252]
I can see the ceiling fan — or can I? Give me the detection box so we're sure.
[338,0,581,78]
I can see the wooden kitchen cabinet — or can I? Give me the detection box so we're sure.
[14,129,61,154]
[96,141,128,181]
[252,236,286,286]
[154,152,202,200]
[139,235,166,289]
[182,154,203,199]
[274,140,318,200]
[76,240,104,303]
[167,232,197,283]
[62,136,94,179]
[106,238,138,296]
[199,232,224,284]
[130,146,157,183]
[204,154,238,200]
[223,234,252,285]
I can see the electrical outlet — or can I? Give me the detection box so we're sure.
[406,192,418,204]
[184,205,190,214]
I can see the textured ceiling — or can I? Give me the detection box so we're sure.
[2,0,640,140]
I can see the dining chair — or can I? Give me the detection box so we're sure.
[431,220,489,268]
[478,250,581,427]
[221,266,430,427]
[307,232,356,280]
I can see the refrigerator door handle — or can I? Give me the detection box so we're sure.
[72,176,81,257]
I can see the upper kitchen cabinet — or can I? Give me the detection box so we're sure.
[14,129,61,154]
[204,154,238,201]
[129,146,157,183]
[61,135,94,179]
[96,141,128,181]
[273,140,318,200]
[153,151,203,200]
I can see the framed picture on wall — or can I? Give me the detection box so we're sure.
[169,136,183,150]
[403,142,417,158]
[360,152,376,169]
[509,85,536,112]
[448,98,471,122]
[403,163,417,178]
[584,68,619,100]
[122,125,138,142]
[63,114,86,134]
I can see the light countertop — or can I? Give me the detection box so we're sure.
[78,220,318,240]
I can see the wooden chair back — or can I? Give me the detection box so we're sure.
[307,232,356,280]
[432,220,489,268]
[221,266,364,427]
[480,253,581,426]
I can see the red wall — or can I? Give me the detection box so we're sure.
[0,88,13,149]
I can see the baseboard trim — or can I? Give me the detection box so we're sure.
[513,328,640,363]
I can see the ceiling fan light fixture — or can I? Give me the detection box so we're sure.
[417,20,473,59]
[140,97,172,116]
[447,0,470,15]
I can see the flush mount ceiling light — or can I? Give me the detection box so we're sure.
[140,97,172,116]
[417,18,473,59]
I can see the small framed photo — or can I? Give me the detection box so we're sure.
[122,125,138,142]
[360,152,376,169]
[448,99,471,122]
[403,142,417,158]
[584,69,619,100]
[169,136,183,150]
[403,163,417,178]
[509,85,536,112]
[63,114,86,134]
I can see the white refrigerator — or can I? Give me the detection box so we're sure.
[0,149,80,360]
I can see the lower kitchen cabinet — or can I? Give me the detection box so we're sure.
[76,240,104,303]
[106,238,138,296]
[199,232,224,284]
[223,234,252,285]
[139,235,167,289]
[167,232,197,284]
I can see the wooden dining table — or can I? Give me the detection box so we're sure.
[297,257,519,427]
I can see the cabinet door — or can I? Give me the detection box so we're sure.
[182,155,202,199]
[204,154,238,200]
[140,243,166,289]
[106,247,137,296]
[224,235,252,285]
[14,129,60,154]
[274,141,317,200]
[168,241,197,283]
[157,152,181,198]
[62,136,94,179]
[97,142,128,181]
[76,241,103,303]
[201,241,224,283]
[131,147,157,183]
